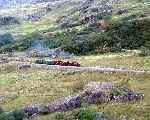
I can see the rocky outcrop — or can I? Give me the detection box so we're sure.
[24,82,144,117]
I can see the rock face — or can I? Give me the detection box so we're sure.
[24,82,144,117]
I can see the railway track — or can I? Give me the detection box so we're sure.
[32,63,146,74]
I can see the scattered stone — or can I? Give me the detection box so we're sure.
[0,57,8,64]
[116,8,128,15]
[95,112,107,120]
[0,96,5,103]
[0,92,18,104]
[83,82,115,92]
[18,64,31,70]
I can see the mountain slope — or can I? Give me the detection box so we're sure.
[0,0,150,54]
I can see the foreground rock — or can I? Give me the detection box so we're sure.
[24,82,144,117]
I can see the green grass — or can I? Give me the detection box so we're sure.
[71,52,150,71]
[0,0,82,36]
[1,0,150,54]
[0,53,150,119]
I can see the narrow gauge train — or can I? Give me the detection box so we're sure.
[35,59,80,67]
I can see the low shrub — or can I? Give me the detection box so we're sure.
[55,112,65,120]
[55,104,101,120]
[0,33,13,47]
[1,16,149,55]
[61,19,150,55]
[0,107,4,115]
[0,112,15,120]
[139,46,150,56]
[74,107,96,120]
[0,109,26,120]
[11,109,26,120]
